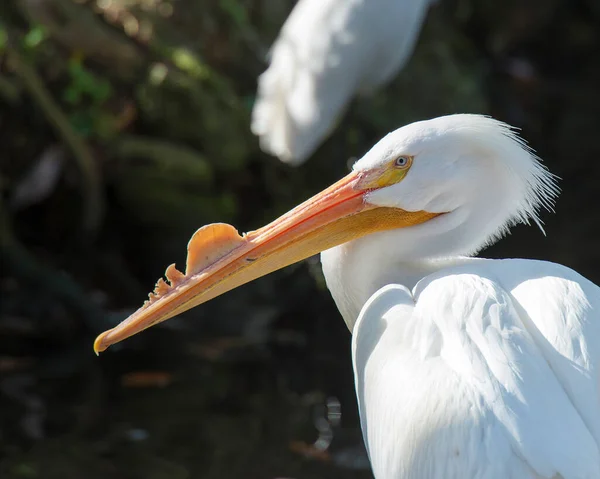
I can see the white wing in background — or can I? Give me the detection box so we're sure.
[251,0,433,165]
[352,260,600,479]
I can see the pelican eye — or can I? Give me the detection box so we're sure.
[357,155,414,189]
[394,155,412,169]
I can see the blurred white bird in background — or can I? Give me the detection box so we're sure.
[95,115,600,478]
[251,0,435,165]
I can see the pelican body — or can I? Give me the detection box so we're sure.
[95,115,600,478]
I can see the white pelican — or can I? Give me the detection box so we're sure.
[95,114,600,478]
[251,0,435,165]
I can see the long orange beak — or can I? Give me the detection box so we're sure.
[94,169,438,354]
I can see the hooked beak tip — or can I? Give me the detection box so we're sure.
[93,331,111,355]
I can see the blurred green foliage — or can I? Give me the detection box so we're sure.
[22,26,45,49]
[64,57,114,137]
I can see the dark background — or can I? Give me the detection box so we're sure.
[1,0,599,477]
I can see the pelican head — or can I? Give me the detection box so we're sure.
[94,114,558,353]
[353,114,557,256]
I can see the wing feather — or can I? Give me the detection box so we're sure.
[417,272,600,479]
[495,259,600,447]
[352,264,600,479]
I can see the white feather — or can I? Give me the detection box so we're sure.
[353,264,600,479]
[355,114,559,249]
[251,0,433,165]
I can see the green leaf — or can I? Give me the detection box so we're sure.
[171,48,209,79]
[23,27,46,49]
[63,86,82,105]
[219,0,249,28]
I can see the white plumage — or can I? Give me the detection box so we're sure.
[318,115,600,478]
[353,262,600,478]
[251,0,434,165]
